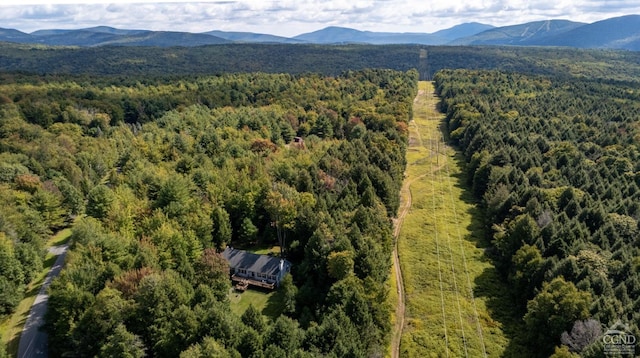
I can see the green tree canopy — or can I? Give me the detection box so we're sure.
[524,277,592,354]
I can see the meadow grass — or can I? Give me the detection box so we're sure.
[228,286,284,320]
[397,82,510,357]
[46,227,72,247]
[250,245,281,256]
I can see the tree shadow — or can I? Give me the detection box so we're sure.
[438,120,532,357]
[24,255,57,297]
[8,336,20,357]
[261,287,284,320]
[473,267,533,357]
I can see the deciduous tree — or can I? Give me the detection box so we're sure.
[524,277,591,353]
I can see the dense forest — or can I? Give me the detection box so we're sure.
[3,42,640,81]
[3,40,640,357]
[435,70,640,357]
[0,69,417,357]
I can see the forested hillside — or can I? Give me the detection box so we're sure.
[3,43,640,82]
[435,70,640,357]
[0,69,417,357]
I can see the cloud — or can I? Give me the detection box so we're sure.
[0,0,639,37]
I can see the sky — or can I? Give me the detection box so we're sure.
[1,0,639,38]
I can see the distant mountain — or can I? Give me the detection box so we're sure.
[431,23,495,43]
[1,27,231,47]
[97,31,230,47]
[0,16,639,49]
[31,26,148,37]
[451,20,585,45]
[291,25,492,45]
[0,28,33,43]
[533,15,640,50]
[31,30,128,46]
[293,26,376,44]
[70,26,149,36]
[203,30,304,44]
[29,29,72,37]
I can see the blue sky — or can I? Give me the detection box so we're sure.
[1,1,639,37]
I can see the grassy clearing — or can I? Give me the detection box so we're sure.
[250,245,281,256]
[0,228,72,356]
[397,82,509,357]
[46,227,72,247]
[228,287,284,320]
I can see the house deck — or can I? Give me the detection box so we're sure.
[231,274,275,290]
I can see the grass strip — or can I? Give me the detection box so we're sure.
[397,82,510,357]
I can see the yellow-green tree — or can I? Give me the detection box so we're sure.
[524,277,591,355]
[264,183,314,256]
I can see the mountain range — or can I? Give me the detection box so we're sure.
[1,15,640,50]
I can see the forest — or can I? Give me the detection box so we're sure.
[0,69,417,357]
[2,40,640,358]
[3,42,640,81]
[435,70,640,357]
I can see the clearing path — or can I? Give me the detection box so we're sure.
[395,82,508,357]
[390,148,411,358]
[17,243,69,358]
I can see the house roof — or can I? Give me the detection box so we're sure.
[222,247,290,276]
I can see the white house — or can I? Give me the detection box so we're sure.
[222,247,291,289]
